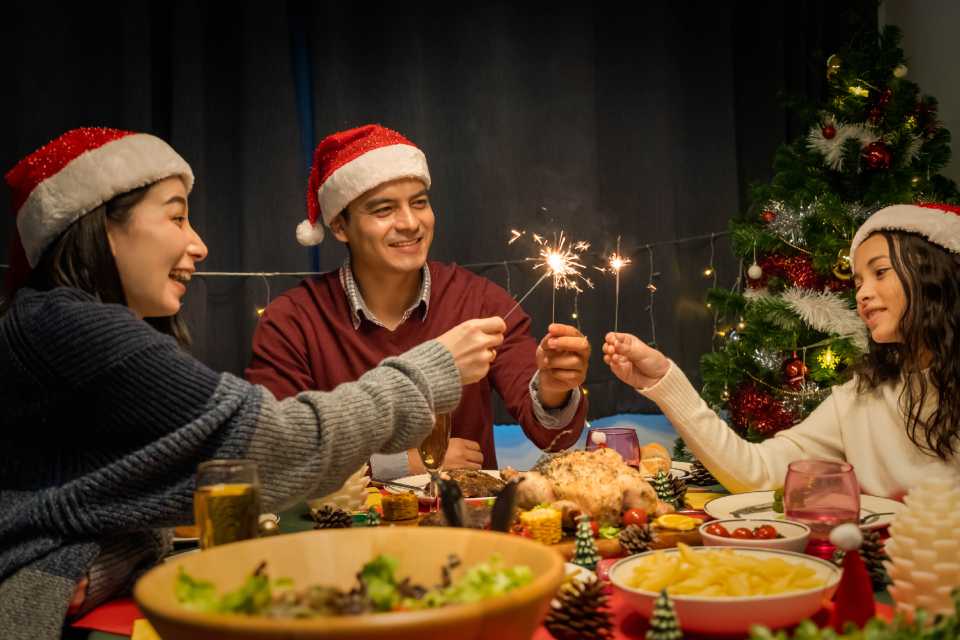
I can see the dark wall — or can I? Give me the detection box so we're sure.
[0,1,873,420]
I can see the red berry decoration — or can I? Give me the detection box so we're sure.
[868,106,883,125]
[878,88,893,106]
[761,210,777,223]
[862,140,892,169]
[821,124,836,139]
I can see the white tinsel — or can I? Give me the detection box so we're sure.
[743,287,772,301]
[764,200,814,247]
[806,118,878,171]
[781,287,868,351]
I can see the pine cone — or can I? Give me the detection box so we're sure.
[832,529,891,590]
[669,474,687,508]
[545,578,613,640]
[619,524,655,555]
[688,460,718,486]
[311,505,353,529]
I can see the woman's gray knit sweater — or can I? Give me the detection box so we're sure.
[0,287,461,638]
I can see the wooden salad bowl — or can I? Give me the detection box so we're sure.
[134,527,565,640]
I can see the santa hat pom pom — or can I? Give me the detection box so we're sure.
[296,219,325,246]
[829,523,863,551]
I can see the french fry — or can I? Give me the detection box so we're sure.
[626,544,826,597]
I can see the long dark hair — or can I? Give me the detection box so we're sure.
[856,231,960,461]
[2,185,191,347]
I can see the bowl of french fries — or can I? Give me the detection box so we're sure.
[609,543,841,634]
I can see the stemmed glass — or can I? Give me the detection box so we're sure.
[784,459,860,558]
[417,413,453,510]
[585,426,641,469]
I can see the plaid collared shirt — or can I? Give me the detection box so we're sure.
[339,259,431,330]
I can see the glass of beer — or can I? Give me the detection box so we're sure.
[418,413,453,509]
[193,459,261,549]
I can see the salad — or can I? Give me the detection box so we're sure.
[175,554,532,618]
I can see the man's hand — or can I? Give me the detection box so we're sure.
[536,323,590,408]
[601,332,670,389]
[406,438,483,473]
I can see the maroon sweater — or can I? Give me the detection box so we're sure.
[245,261,587,468]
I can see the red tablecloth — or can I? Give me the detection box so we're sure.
[72,592,894,639]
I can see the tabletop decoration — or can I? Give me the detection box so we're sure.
[543,575,613,640]
[832,528,891,591]
[573,514,601,571]
[310,505,353,529]
[618,523,655,556]
[645,588,682,640]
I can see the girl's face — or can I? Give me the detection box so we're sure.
[853,234,907,343]
[107,177,208,318]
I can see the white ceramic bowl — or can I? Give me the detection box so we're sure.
[699,518,811,553]
[609,546,840,635]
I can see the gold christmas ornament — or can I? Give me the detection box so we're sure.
[816,347,839,372]
[848,85,869,98]
[905,115,918,131]
[826,54,842,79]
[832,250,852,280]
[893,64,908,78]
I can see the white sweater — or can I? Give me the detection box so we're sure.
[641,362,958,498]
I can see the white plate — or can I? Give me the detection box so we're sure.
[704,490,905,530]
[671,461,693,474]
[383,470,503,497]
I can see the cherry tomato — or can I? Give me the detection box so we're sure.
[753,524,778,539]
[622,508,649,527]
[731,527,755,539]
[590,520,599,538]
[704,523,731,538]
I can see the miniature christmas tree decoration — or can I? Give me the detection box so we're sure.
[652,470,682,510]
[573,514,601,571]
[366,506,381,527]
[646,588,682,640]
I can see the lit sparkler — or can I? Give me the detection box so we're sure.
[594,236,631,332]
[504,229,593,323]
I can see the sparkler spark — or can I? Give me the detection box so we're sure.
[597,237,632,332]
[504,229,594,321]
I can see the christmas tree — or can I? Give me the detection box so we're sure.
[646,589,682,640]
[572,514,600,571]
[699,24,958,442]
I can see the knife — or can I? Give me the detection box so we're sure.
[730,502,775,517]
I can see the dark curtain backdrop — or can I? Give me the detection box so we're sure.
[0,1,873,421]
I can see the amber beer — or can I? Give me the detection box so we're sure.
[417,413,453,471]
[193,460,261,549]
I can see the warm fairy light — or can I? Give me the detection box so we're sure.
[256,307,266,317]
[703,266,715,277]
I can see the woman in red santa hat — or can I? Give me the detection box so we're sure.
[601,203,960,499]
[0,127,505,638]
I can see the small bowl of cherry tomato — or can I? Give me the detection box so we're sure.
[699,518,810,553]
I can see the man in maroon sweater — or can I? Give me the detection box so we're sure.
[246,125,589,478]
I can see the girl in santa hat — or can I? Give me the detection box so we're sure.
[0,128,504,637]
[602,203,960,499]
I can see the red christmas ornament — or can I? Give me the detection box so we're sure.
[821,124,837,140]
[746,254,787,289]
[861,141,892,170]
[782,353,809,389]
[868,107,883,126]
[877,88,893,107]
[728,383,796,437]
[761,210,777,223]
[827,277,854,293]
[783,254,822,289]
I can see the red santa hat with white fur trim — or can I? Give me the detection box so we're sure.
[850,202,960,257]
[299,124,430,246]
[5,127,194,267]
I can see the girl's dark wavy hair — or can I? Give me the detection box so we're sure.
[856,230,960,461]
[1,185,191,347]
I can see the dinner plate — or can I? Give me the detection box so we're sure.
[704,490,905,530]
[383,470,503,497]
